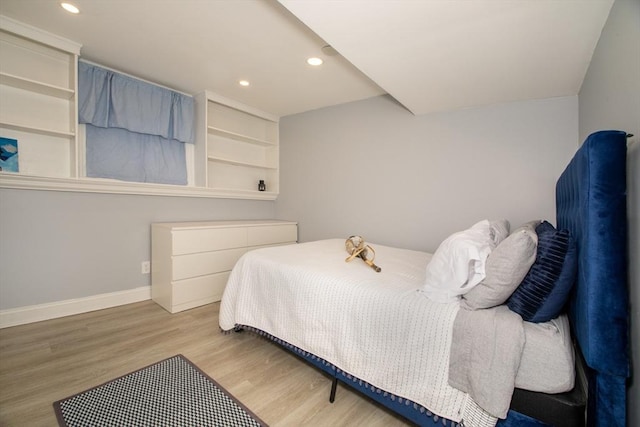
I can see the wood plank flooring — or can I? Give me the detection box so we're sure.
[0,301,412,426]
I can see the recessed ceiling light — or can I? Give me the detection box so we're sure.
[239,80,250,87]
[61,2,80,14]
[307,57,323,66]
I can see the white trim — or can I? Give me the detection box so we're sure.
[204,90,279,122]
[0,286,151,329]
[0,173,278,200]
[0,15,82,55]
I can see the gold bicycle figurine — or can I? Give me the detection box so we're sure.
[345,236,381,272]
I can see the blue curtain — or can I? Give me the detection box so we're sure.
[78,62,194,185]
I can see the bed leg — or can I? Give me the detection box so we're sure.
[329,377,338,403]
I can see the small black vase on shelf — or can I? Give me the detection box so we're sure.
[258,180,266,191]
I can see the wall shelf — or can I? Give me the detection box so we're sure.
[0,72,75,99]
[0,173,279,200]
[207,155,277,170]
[195,91,280,198]
[0,120,75,138]
[0,17,80,179]
[0,17,280,201]
[207,126,275,147]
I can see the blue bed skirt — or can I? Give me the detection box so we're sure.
[236,324,560,427]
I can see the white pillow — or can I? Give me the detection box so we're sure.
[421,220,494,303]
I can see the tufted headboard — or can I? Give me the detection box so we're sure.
[555,130,630,426]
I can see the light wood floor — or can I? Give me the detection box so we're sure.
[0,300,412,426]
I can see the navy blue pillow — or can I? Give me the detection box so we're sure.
[507,221,577,322]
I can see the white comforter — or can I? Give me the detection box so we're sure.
[219,239,496,426]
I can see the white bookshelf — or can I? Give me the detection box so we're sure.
[195,91,279,199]
[0,17,280,201]
[0,16,81,178]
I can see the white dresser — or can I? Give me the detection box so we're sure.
[151,220,297,313]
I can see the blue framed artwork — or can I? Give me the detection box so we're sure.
[0,137,19,172]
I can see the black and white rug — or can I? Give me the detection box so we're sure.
[53,354,266,427]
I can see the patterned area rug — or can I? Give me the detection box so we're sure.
[53,354,266,427]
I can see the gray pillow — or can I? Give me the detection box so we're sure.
[461,221,539,310]
[489,219,510,247]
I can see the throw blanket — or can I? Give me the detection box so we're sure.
[449,306,525,418]
[220,239,497,427]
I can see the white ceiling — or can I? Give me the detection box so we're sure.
[0,0,613,117]
[280,0,614,115]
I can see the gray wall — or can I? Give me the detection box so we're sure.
[0,189,274,309]
[578,0,640,424]
[276,94,578,252]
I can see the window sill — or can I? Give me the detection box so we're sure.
[0,173,278,200]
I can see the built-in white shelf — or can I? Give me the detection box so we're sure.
[195,91,280,199]
[0,16,80,179]
[0,16,282,201]
[0,120,75,138]
[208,126,275,147]
[0,72,75,99]
[207,155,278,170]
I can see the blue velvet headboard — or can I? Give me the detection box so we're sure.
[555,130,630,426]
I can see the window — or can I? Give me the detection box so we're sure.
[78,61,194,185]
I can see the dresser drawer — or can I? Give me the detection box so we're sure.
[172,272,230,309]
[172,247,246,281]
[172,227,246,255]
[248,224,297,247]
[152,220,297,314]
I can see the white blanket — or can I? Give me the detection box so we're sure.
[219,239,497,426]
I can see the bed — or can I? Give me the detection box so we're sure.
[219,130,630,427]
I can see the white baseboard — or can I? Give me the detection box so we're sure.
[0,286,151,329]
